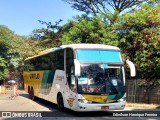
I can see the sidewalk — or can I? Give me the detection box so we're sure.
[0,90,51,111]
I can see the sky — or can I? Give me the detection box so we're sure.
[0,0,81,36]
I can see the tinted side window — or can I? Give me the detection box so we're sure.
[41,54,52,70]
[48,52,56,70]
[55,49,64,70]
[24,54,53,71]
[24,49,64,71]
[66,48,74,73]
[66,48,75,91]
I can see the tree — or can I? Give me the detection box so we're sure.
[62,0,148,16]
[7,35,46,87]
[0,25,12,58]
[0,25,14,82]
[118,2,160,103]
[0,25,45,85]
[61,16,119,46]
[0,57,8,82]
[32,20,63,47]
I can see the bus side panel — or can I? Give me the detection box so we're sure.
[40,70,55,95]
[37,69,78,111]
[49,70,78,110]
[38,70,55,100]
[24,70,79,110]
[38,70,67,104]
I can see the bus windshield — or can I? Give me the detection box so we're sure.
[77,49,121,63]
[77,64,125,95]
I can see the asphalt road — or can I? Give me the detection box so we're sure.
[0,90,159,120]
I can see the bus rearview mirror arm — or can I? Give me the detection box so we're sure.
[126,60,136,77]
[74,59,81,76]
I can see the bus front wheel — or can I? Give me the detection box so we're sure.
[57,94,65,112]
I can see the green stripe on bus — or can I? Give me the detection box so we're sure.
[41,70,55,95]
[107,93,124,100]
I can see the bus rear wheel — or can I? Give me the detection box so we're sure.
[57,94,65,112]
[29,87,35,100]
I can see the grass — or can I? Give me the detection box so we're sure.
[126,102,160,109]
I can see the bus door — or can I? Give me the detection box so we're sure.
[65,48,77,109]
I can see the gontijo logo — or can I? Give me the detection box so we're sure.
[30,73,40,79]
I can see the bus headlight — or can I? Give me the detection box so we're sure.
[78,99,92,104]
[118,97,126,102]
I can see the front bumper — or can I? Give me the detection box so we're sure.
[75,101,126,112]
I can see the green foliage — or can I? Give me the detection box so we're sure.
[61,16,119,46]
[0,25,12,58]
[119,3,160,87]
[14,37,45,59]
[0,25,45,82]
[0,57,8,80]
[0,25,14,81]
[32,20,63,47]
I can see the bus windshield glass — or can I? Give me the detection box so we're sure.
[77,64,125,95]
[77,49,121,63]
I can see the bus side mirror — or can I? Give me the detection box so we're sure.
[74,59,81,76]
[126,60,136,77]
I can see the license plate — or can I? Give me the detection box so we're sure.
[101,106,109,110]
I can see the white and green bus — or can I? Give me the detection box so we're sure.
[23,44,136,111]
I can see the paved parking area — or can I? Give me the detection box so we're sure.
[0,90,52,111]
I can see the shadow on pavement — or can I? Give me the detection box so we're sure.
[19,93,29,98]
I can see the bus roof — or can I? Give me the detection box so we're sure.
[25,44,120,61]
[25,48,58,61]
[60,44,120,50]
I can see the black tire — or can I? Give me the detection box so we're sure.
[28,86,30,93]
[29,87,35,100]
[57,94,65,112]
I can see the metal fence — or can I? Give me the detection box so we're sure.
[126,79,160,104]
